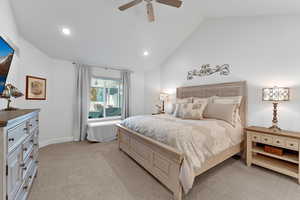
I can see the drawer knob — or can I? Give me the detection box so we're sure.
[20,163,25,167]
[30,139,34,143]
[23,147,28,152]
[35,160,39,164]
[264,139,268,141]
[22,167,27,171]
[8,138,15,142]
[36,119,39,122]
[290,144,294,146]
[276,141,280,144]
[23,128,28,131]
[34,143,38,146]
[23,185,28,190]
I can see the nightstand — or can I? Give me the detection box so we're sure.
[245,126,300,184]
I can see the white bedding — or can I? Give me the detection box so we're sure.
[120,114,243,193]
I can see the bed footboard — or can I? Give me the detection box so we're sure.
[116,124,184,200]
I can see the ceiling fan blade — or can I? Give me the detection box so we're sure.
[156,0,182,8]
[118,0,143,11]
[146,2,155,22]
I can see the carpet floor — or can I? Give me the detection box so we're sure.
[28,141,300,200]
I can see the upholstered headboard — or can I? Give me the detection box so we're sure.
[177,81,248,127]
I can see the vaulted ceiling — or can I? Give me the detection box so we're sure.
[10,0,300,70]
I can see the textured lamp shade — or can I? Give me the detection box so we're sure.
[262,87,290,101]
[159,93,168,101]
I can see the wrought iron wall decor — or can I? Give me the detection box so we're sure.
[187,64,230,80]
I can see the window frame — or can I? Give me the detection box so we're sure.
[88,76,122,121]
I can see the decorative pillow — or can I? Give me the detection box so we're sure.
[203,103,238,126]
[176,97,193,104]
[165,103,175,115]
[193,97,209,104]
[213,96,243,106]
[173,103,182,117]
[180,102,207,120]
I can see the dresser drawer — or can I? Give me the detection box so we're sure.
[22,150,34,180]
[22,135,34,160]
[261,134,273,145]
[251,133,261,142]
[28,115,39,133]
[273,137,286,147]
[286,139,299,151]
[15,182,27,200]
[8,122,28,152]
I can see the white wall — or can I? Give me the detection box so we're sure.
[0,0,20,107]
[160,15,300,131]
[1,0,75,146]
[144,68,160,114]
[131,70,145,116]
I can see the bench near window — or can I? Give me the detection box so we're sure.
[87,120,120,142]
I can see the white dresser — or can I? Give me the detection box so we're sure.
[0,109,40,200]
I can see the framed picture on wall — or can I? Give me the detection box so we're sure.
[26,76,46,100]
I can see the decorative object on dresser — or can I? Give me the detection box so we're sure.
[0,109,40,200]
[262,86,290,132]
[0,84,23,111]
[246,126,300,184]
[26,76,46,100]
[187,64,230,80]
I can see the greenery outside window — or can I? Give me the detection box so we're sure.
[89,77,122,119]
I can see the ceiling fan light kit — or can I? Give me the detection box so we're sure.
[118,0,183,22]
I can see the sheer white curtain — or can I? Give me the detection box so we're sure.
[73,64,91,141]
[121,70,131,119]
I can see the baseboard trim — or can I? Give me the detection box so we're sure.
[39,137,74,148]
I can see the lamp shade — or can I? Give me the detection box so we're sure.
[262,86,290,101]
[159,93,168,101]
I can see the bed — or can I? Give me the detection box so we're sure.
[116,81,247,200]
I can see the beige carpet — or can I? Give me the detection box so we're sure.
[28,141,300,200]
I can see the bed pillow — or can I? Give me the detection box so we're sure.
[180,102,207,120]
[193,97,209,104]
[165,103,175,115]
[203,103,238,126]
[176,97,193,104]
[213,96,243,106]
[173,103,182,117]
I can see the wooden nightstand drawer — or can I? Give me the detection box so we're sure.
[273,137,286,147]
[286,140,299,151]
[261,134,273,145]
[251,133,261,142]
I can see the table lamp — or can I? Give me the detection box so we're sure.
[1,84,23,111]
[159,93,168,113]
[262,86,290,131]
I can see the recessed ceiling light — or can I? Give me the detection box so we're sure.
[143,51,149,56]
[61,27,71,36]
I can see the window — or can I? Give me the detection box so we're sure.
[89,77,122,119]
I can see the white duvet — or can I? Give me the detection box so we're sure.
[120,114,243,193]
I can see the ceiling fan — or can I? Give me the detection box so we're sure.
[118,0,183,22]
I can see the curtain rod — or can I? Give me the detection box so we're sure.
[72,62,134,73]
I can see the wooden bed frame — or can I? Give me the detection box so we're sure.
[116,81,247,200]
